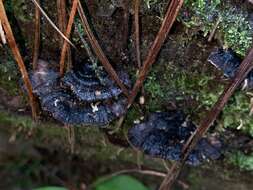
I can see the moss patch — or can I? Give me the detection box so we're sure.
[229,151,253,171]
[181,0,253,56]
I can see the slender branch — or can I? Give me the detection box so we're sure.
[91,167,188,190]
[30,0,75,48]
[208,16,221,42]
[107,169,167,178]
[32,0,41,70]
[57,0,72,71]
[134,0,141,68]
[0,20,6,44]
[127,0,184,108]
[74,22,97,64]
[65,125,75,154]
[0,0,38,119]
[77,0,130,98]
[159,47,253,190]
[59,0,78,76]
[57,0,67,45]
[91,168,166,187]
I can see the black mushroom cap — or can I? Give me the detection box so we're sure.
[128,111,222,166]
[29,60,127,126]
[208,48,253,90]
[62,63,131,102]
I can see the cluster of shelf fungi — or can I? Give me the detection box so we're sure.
[28,47,248,166]
[30,60,130,126]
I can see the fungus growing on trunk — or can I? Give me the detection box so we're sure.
[28,60,128,126]
[128,111,222,166]
[208,48,253,90]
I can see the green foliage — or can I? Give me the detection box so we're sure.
[144,64,223,113]
[230,152,253,171]
[182,0,252,56]
[221,8,252,56]
[4,0,29,22]
[94,175,149,190]
[144,60,253,137]
[0,51,20,95]
[144,72,165,99]
[222,92,253,137]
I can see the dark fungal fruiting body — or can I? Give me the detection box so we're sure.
[128,111,222,166]
[62,63,131,102]
[28,60,127,126]
[40,88,120,126]
[208,48,253,90]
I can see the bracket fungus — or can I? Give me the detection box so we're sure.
[62,63,131,102]
[208,48,253,90]
[28,60,128,126]
[128,111,222,166]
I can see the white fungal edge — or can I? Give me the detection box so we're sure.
[208,59,230,78]
[208,59,221,70]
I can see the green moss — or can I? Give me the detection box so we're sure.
[144,64,223,114]
[222,92,253,137]
[229,151,253,171]
[181,0,253,56]
[4,0,29,22]
[0,111,34,128]
[144,58,253,137]
[0,51,20,95]
[144,71,165,99]
[124,107,142,127]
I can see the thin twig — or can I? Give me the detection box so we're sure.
[96,169,167,184]
[0,0,38,119]
[91,167,188,190]
[65,125,75,154]
[134,0,141,68]
[0,20,6,44]
[74,22,97,64]
[208,16,221,42]
[57,0,67,46]
[77,0,130,98]
[127,0,184,108]
[57,0,72,71]
[162,160,170,172]
[30,0,75,48]
[59,0,78,76]
[32,0,40,70]
[159,47,253,190]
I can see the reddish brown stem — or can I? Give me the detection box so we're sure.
[57,0,67,45]
[0,0,38,119]
[32,0,41,70]
[127,0,184,108]
[134,0,141,68]
[57,0,72,73]
[159,48,253,190]
[77,0,129,98]
[59,0,78,76]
